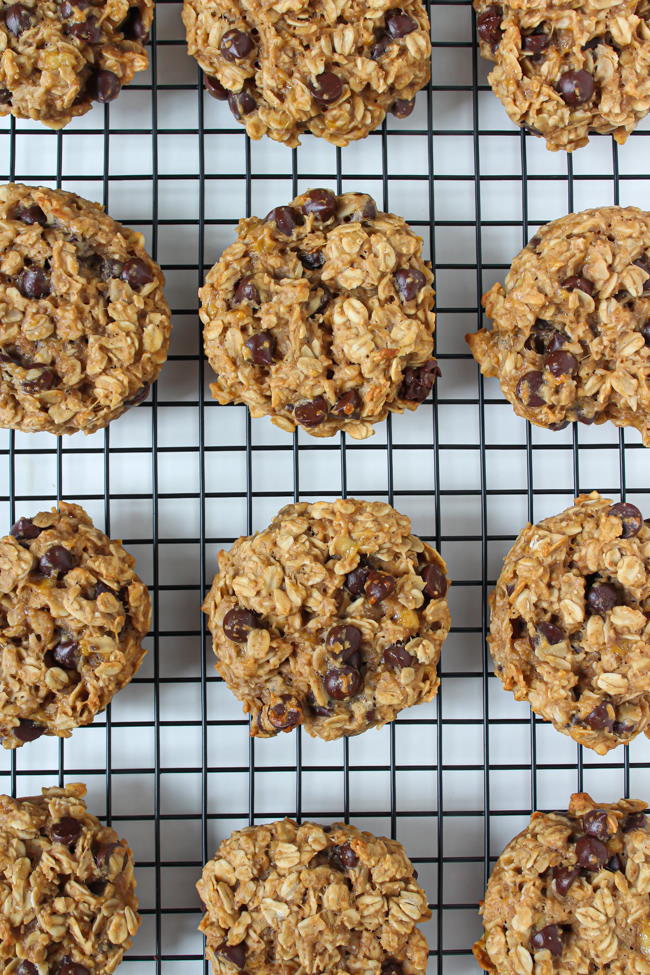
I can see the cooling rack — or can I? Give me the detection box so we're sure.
[2,1,650,973]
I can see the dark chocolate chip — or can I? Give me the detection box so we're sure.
[88,68,122,103]
[205,74,228,100]
[0,89,11,105]
[421,562,448,600]
[266,206,304,235]
[585,701,614,731]
[93,840,120,868]
[58,958,90,975]
[399,359,440,402]
[22,368,57,394]
[220,29,254,62]
[121,6,149,41]
[371,30,392,59]
[391,98,415,118]
[608,502,643,538]
[17,962,38,975]
[267,696,302,731]
[245,331,275,366]
[383,643,415,669]
[329,842,359,870]
[641,321,650,346]
[306,691,333,717]
[309,71,343,106]
[552,865,579,896]
[233,275,259,305]
[562,275,593,295]
[522,30,550,52]
[51,816,82,847]
[327,624,362,657]
[100,257,124,280]
[530,924,563,956]
[17,267,51,300]
[87,878,107,896]
[52,636,80,671]
[634,255,650,293]
[14,719,44,742]
[622,812,647,832]
[380,961,403,975]
[331,390,361,419]
[120,258,153,291]
[4,4,31,36]
[575,834,608,870]
[613,719,634,737]
[38,545,76,578]
[299,250,325,270]
[228,87,256,118]
[537,621,564,644]
[323,666,363,700]
[545,350,578,377]
[302,189,337,221]
[345,564,369,596]
[515,370,545,407]
[525,320,568,355]
[294,395,328,427]
[583,809,610,841]
[13,204,47,226]
[68,14,101,42]
[386,8,418,38]
[223,608,260,642]
[394,267,426,302]
[364,570,396,604]
[586,581,621,615]
[558,69,595,106]
[606,854,623,872]
[10,517,41,540]
[476,5,502,47]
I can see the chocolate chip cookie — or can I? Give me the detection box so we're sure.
[489,491,650,754]
[0,1,152,127]
[182,0,431,147]
[0,783,140,975]
[202,498,450,740]
[474,792,650,975]
[467,206,650,442]
[198,818,431,975]
[474,0,650,152]
[200,189,438,440]
[0,183,171,435]
[0,502,150,749]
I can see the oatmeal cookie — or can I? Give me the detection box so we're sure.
[474,792,650,975]
[467,206,650,442]
[474,0,650,152]
[0,183,171,436]
[0,501,150,749]
[198,818,431,975]
[182,0,431,147]
[202,498,450,741]
[489,491,650,754]
[200,189,438,440]
[0,783,140,975]
[0,0,152,128]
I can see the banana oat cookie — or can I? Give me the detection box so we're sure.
[0,0,152,128]
[0,183,171,436]
[200,189,438,440]
[202,498,450,741]
[489,491,650,755]
[182,0,431,147]
[0,502,150,749]
[198,818,431,975]
[467,206,650,442]
[0,783,140,975]
[474,0,650,152]
[474,792,650,975]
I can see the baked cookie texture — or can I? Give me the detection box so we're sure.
[0,183,171,436]
[0,502,150,749]
[0,0,152,128]
[467,206,650,443]
[198,818,431,975]
[202,498,450,741]
[474,0,650,152]
[0,783,140,975]
[474,792,650,975]
[490,491,650,755]
[182,0,431,147]
[200,189,438,440]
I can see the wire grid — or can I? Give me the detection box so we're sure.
[2,1,650,973]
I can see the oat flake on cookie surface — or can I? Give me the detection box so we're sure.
[198,818,431,975]
[0,783,140,975]
[202,498,450,740]
[467,206,650,443]
[0,0,152,128]
[474,792,650,975]
[0,502,150,749]
[489,491,650,754]
[182,0,431,147]
[200,189,438,440]
[474,0,650,152]
[0,183,171,436]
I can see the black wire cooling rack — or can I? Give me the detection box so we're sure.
[2,2,650,973]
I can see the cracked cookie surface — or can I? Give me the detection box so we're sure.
[200,189,437,440]
[0,783,140,975]
[0,501,150,749]
[474,792,650,975]
[0,0,152,128]
[467,206,650,443]
[474,0,650,152]
[182,0,431,147]
[0,183,171,435]
[198,818,431,975]
[202,498,450,740]
[489,491,650,754]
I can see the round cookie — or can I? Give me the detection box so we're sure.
[198,818,431,975]
[489,491,650,755]
[200,189,438,440]
[202,498,451,740]
[474,792,650,975]
[0,1,152,128]
[467,206,650,442]
[474,0,650,152]
[182,0,431,147]
[0,501,150,749]
[0,183,171,435]
[0,783,140,975]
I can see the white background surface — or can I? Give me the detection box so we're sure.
[2,1,650,972]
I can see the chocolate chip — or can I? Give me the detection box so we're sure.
[312,284,332,317]
[364,570,396,604]
[606,854,623,872]
[386,8,418,37]
[380,961,403,975]
[100,257,124,280]
[558,69,595,106]
[394,267,426,302]
[545,350,578,377]
[383,643,415,669]
[327,624,362,657]
[39,545,76,578]
[537,621,564,644]
[267,696,302,731]
[622,812,647,832]
[552,865,579,896]
[642,321,650,346]
[87,878,107,896]
[52,636,80,671]
[294,395,328,427]
[583,809,610,841]
[124,384,150,407]
[233,275,259,305]
[205,74,228,100]
[530,924,563,956]
[562,275,593,295]
[299,250,325,270]
[309,71,343,105]
[323,666,363,700]
[329,842,359,869]
[476,5,502,47]
[13,204,47,226]
[0,89,11,105]
[228,87,256,118]
[94,580,117,599]
[223,608,260,642]
[576,834,608,871]
[51,816,82,847]
[17,267,51,299]
[10,517,41,540]
[307,692,333,717]
[88,68,122,103]
[525,320,567,354]
[4,4,31,36]
[302,189,337,221]
[391,98,415,118]
[245,331,275,366]
[399,359,440,402]
[93,840,120,868]
[220,29,254,62]
[613,719,634,737]
[634,255,650,293]
[522,30,550,52]
[57,958,90,975]
[22,368,57,393]
[516,370,545,407]
[331,390,361,418]
[17,962,38,975]
[121,6,148,41]
[68,15,101,42]
[357,198,377,222]
[586,581,621,615]
[421,562,448,600]
[585,701,614,731]
[266,205,304,235]
[608,501,643,538]
[14,719,44,742]
[121,258,153,291]
[370,30,392,58]
[345,564,369,596]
